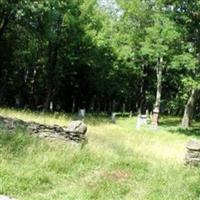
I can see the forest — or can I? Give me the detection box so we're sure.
[1,0,200,128]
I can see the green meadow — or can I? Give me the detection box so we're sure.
[0,108,200,200]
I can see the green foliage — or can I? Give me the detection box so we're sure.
[171,53,197,70]
[141,13,180,61]
[1,0,200,116]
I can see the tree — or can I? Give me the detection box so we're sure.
[141,12,180,126]
[167,0,200,127]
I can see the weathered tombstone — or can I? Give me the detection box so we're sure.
[0,195,17,200]
[15,97,20,108]
[111,113,116,123]
[136,114,147,129]
[185,140,200,166]
[49,101,53,111]
[78,109,86,119]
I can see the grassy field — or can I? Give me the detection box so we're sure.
[0,108,200,200]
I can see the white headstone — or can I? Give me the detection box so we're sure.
[136,115,147,129]
[50,101,53,111]
[78,109,86,118]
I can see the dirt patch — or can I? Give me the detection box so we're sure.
[103,170,132,182]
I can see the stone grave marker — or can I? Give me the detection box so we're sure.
[111,113,116,123]
[78,109,86,119]
[185,140,200,166]
[136,114,147,129]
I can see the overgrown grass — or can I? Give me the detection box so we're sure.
[0,108,200,199]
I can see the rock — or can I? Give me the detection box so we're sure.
[185,140,200,166]
[0,195,17,200]
[185,156,200,167]
[186,140,200,151]
[65,121,87,135]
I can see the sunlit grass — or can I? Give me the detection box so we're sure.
[0,108,200,199]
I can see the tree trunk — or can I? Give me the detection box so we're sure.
[112,99,116,112]
[43,41,58,110]
[72,97,76,113]
[181,89,198,128]
[137,83,144,115]
[0,66,8,104]
[152,57,163,127]
[89,96,96,112]
[122,103,126,115]
[138,63,147,115]
[0,84,6,104]
[0,15,9,40]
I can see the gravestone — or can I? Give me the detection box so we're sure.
[111,113,116,123]
[78,109,86,119]
[185,140,200,166]
[49,101,53,111]
[136,114,147,129]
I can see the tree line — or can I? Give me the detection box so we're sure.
[0,0,200,128]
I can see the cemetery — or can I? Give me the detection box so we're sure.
[1,0,200,199]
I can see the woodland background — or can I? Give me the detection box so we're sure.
[1,0,200,127]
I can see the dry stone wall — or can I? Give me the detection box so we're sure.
[0,116,87,143]
[185,140,200,166]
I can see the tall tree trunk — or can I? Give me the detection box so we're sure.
[0,15,9,40]
[72,97,76,113]
[138,82,144,115]
[112,99,116,112]
[89,96,96,112]
[43,41,58,110]
[0,65,8,104]
[152,57,163,127]
[181,89,198,128]
[0,84,6,104]
[138,63,145,115]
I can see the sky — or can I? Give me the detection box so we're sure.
[98,0,123,18]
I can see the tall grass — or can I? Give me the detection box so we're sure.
[0,108,200,199]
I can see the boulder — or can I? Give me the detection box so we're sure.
[65,120,87,135]
[185,140,200,166]
[186,140,200,151]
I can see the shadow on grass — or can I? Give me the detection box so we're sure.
[159,116,181,128]
[158,116,200,137]
[169,127,200,137]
